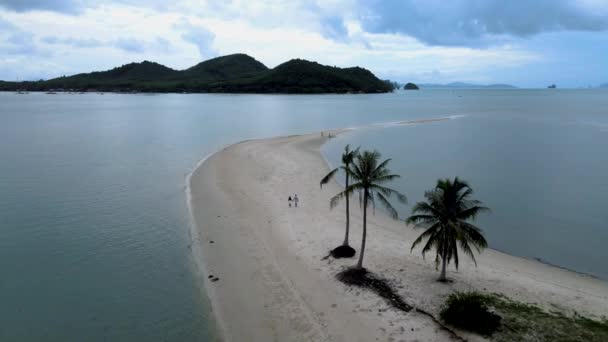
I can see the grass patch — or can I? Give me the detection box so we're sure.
[441,291,608,341]
[440,292,501,336]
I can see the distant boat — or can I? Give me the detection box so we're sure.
[548,84,557,89]
[46,91,57,94]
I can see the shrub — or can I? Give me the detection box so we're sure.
[440,291,501,336]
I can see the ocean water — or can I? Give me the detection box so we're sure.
[0,91,446,341]
[322,89,608,280]
[0,90,606,341]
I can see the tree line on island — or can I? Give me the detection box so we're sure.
[0,53,394,94]
[319,144,608,340]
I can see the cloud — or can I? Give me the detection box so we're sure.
[41,35,172,53]
[114,37,145,53]
[0,17,48,56]
[356,0,608,47]
[318,15,349,41]
[0,0,84,14]
[41,36,103,48]
[176,20,217,59]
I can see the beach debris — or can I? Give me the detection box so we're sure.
[211,277,220,282]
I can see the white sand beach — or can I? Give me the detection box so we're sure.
[188,127,608,341]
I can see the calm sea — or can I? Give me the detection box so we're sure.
[323,89,608,280]
[0,90,606,340]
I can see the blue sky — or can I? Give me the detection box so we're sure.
[0,0,607,87]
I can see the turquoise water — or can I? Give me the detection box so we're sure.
[0,90,606,340]
[322,89,608,280]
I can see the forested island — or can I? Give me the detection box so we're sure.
[403,82,419,90]
[0,54,393,94]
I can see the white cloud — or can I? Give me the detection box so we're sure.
[0,0,604,86]
[175,19,217,59]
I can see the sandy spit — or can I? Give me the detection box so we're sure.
[188,128,608,342]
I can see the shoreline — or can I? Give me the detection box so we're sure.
[187,121,608,341]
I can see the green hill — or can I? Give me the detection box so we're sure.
[204,59,392,93]
[1,54,391,94]
[182,53,268,81]
[403,82,419,90]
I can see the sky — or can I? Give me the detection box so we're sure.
[1,0,607,87]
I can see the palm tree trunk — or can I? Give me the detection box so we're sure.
[356,190,368,269]
[439,244,447,281]
[343,173,350,246]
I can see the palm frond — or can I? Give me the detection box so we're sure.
[371,157,392,177]
[410,201,442,218]
[375,192,398,219]
[457,205,490,220]
[329,183,364,209]
[410,222,440,251]
[370,184,407,204]
[319,167,339,188]
[406,214,439,226]
[459,240,477,267]
[459,222,488,250]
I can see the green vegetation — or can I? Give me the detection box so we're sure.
[329,150,406,268]
[404,82,419,90]
[320,145,360,258]
[0,54,393,94]
[440,291,501,335]
[441,291,608,341]
[407,177,489,282]
[323,145,606,341]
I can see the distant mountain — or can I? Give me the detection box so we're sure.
[419,82,517,89]
[0,54,392,94]
[43,61,180,87]
[183,53,268,81]
[208,59,392,93]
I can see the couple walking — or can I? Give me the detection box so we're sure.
[288,194,299,207]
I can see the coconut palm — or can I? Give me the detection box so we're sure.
[320,145,359,252]
[407,177,489,282]
[330,150,406,269]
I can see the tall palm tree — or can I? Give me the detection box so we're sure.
[320,144,359,249]
[406,177,489,282]
[330,150,406,269]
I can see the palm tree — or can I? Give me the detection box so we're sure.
[330,150,406,269]
[320,145,359,251]
[406,177,489,282]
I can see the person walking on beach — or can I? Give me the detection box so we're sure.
[294,194,299,208]
[288,196,292,207]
